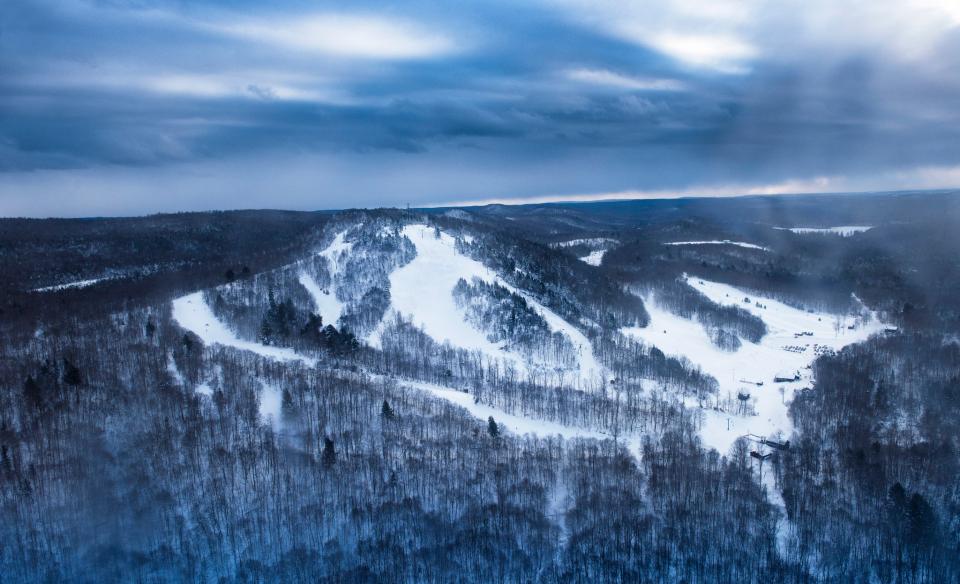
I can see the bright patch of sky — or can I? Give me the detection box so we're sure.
[2,0,960,215]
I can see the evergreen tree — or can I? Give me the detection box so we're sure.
[281,388,295,417]
[381,400,395,420]
[487,416,500,438]
[322,437,337,468]
[23,376,43,410]
[63,360,82,386]
[1,445,13,474]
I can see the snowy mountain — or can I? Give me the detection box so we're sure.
[3,193,960,582]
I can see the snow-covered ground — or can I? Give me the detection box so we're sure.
[400,379,642,458]
[774,226,872,236]
[579,250,606,266]
[664,240,769,251]
[172,292,316,365]
[298,230,352,326]
[374,224,604,385]
[33,278,107,292]
[550,237,617,249]
[319,230,353,266]
[623,276,885,454]
[258,382,284,428]
[298,272,344,326]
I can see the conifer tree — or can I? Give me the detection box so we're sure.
[487,416,500,438]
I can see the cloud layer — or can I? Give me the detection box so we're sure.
[2,0,959,215]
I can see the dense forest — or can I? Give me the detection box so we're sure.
[1,192,958,582]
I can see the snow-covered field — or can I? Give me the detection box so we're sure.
[664,240,769,251]
[579,250,606,266]
[774,226,872,236]
[172,292,316,365]
[375,224,604,385]
[623,276,885,454]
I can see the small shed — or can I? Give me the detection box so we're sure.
[774,371,800,383]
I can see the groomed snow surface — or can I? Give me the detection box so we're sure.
[774,226,873,236]
[622,276,885,454]
[297,230,352,326]
[664,240,769,251]
[376,224,604,385]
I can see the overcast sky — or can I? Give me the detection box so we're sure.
[2,0,960,216]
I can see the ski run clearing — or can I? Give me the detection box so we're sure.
[664,240,769,251]
[774,225,873,236]
[375,224,604,385]
[622,276,886,454]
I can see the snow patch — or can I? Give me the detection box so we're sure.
[774,226,872,236]
[579,250,606,266]
[258,382,283,427]
[664,240,769,251]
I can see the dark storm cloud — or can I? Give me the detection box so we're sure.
[2,0,960,215]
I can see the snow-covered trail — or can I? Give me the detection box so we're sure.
[298,231,353,326]
[623,276,885,454]
[404,379,646,459]
[298,272,343,327]
[171,292,316,365]
[376,224,604,385]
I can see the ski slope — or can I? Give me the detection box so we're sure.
[298,272,344,326]
[172,292,316,365]
[623,276,885,453]
[376,224,604,384]
[401,379,642,458]
[298,231,352,326]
